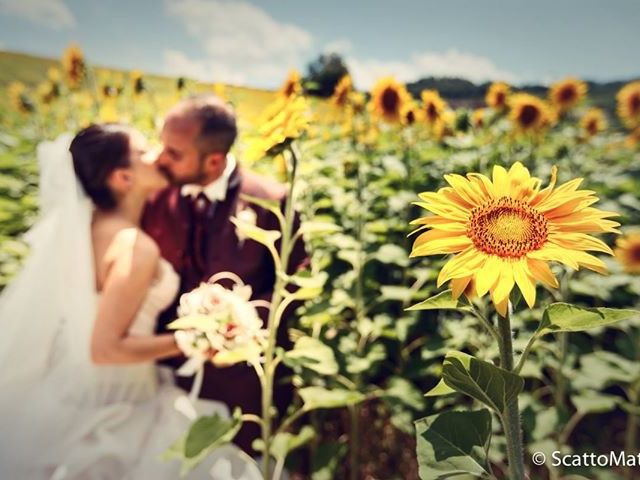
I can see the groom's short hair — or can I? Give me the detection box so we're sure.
[173,95,237,156]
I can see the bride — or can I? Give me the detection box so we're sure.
[0,124,261,479]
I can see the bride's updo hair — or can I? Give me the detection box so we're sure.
[70,123,132,210]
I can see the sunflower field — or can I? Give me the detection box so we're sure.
[2,44,640,480]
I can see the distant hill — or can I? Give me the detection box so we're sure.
[406,76,639,119]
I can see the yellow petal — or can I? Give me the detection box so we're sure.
[475,255,502,296]
[451,276,472,299]
[526,257,560,289]
[490,262,515,304]
[513,260,537,308]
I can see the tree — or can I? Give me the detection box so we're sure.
[304,53,349,97]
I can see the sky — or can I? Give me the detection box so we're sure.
[0,0,639,90]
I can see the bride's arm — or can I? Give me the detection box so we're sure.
[91,230,181,364]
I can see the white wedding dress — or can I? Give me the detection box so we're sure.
[0,135,262,480]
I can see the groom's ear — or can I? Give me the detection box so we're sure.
[203,152,226,175]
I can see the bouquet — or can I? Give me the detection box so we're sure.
[168,273,268,381]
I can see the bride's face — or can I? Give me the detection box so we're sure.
[127,131,169,193]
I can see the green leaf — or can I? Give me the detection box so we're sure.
[283,336,339,375]
[299,387,365,410]
[572,392,619,414]
[537,303,639,335]
[286,271,328,289]
[384,376,426,410]
[167,314,225,331]
[406,290,472,313]
[424,379,456,398]
[415,409,492,479]
[426,351,524,414]
[240,193,282,218]
[162,408,243,475]
[185,408,243,458]
[298,221,342,237]
[213,344,263,366]
[311,441,347,480]
[229,216,281,249]
[271,426,316,462]
[574,351,640,390]
[370,243,409,267]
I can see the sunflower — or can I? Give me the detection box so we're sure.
[626,127,640,150]
[351,92,366,114]
[8,82,34,114]
[471,109,485,129]
[244,96,309,161]
[47,67,61,83]
[548,77,587,112]
[370,76,410,123]
[433,111,455,141]
[615,233,640,274]
[62,43,86,88]
[420,89,447,125]
[37,81,60,105]
[616,81,640,129]
[279,70,302,99]
[580,108,607,137]
[508,93,552,134]
[131,70,145,96]
[485,82,511,110]
[331,75,352,108]
[402,101,421,126]
[410,162,620,316]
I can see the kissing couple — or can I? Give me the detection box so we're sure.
[0,94,308,479]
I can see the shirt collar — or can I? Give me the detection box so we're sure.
[181,154,237,202]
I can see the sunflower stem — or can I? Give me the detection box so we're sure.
[497,303,526,480]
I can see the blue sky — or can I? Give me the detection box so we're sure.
[0,0,639,89]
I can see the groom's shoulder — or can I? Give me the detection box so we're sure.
[239,168,287,202]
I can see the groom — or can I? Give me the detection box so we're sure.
[142,94,308,455]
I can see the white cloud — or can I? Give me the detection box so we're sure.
[0,0,75,30]
[346,49,520,90]
[163,0,313,87]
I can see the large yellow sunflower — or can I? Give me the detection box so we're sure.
[421,90,447,125]
[580,108,608,137]
[548,77,587,112]
[370,76,410,123]
[331,75,352,108]
[616,81,640,129]
[508,93,552,134]
[62,43,86,88]
[615,233,640,274]
[410,162,620,316]
[279,70,302,99]
[485,82,511,110]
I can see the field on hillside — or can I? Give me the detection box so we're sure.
[1,45,640,480]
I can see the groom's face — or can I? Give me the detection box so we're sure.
[157,116,208,186]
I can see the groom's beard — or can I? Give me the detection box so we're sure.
[158,159,207,186]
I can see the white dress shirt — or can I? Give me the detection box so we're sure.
[180,154,237,202]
